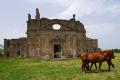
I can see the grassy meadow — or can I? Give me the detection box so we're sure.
[0,54,120,80]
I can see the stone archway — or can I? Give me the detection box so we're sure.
[50,38,64,59]
[54,44,61,58]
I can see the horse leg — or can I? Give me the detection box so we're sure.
[90,62,93,71]
[82,61,85,71]
[82,61,88,72]
[106,60,111,71]
[82,63,84,71]
[84,62,88,73]
[99,62,102,72]
[94,63,97,70]
[86,62,89,71]
[111,62,115,68]
[109,60,115,68]
[107,60,114,71]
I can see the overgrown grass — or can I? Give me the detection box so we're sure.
[0,54,120,80]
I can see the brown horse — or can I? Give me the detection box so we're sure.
[80,51,107,72]
[90,50,115,71]
[80,49,115,72]
[80,52,89,72]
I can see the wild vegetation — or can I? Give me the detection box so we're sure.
[113,49,120,53]
[0,44,3,56]
[0,53,120,80]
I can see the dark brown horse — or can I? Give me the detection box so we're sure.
[80,51,107,72]
[80,49,115,72]
[90,50,115,71]
[80,52,89,72]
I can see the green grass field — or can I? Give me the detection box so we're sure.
[0,54,120,80]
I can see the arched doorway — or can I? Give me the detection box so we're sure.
[54,44,61,58]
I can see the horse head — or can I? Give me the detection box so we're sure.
[106,49,115,59]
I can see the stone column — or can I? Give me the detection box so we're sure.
[72,34,77,58]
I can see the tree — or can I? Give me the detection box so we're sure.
[0,44,3,56]
[113,49,120,53]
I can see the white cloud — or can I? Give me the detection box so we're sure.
[24,0,120,18]
[94,3,120,16]
[54,0,106,19]
[23,0,72,7]
[85,23,116,38]
[51,0,120,19]
[85,23,119,49]
[0,0,120,49]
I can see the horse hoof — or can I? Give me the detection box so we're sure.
[97,70,100,72]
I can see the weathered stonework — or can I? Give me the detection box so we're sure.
[4,8,98,59]
[4,38,27,57]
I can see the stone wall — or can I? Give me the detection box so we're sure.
[4,38,27,57]
[4,8,99,59]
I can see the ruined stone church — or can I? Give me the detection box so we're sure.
[4,8,98,59]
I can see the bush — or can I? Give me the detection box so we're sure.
[113,49,120,53]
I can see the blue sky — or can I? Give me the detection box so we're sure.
[0,0,120,49]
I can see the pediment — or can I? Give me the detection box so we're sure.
[40,22,75,31]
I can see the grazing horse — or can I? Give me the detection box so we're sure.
[80,52,89,72]
[80,49,115,72]
[80,51,107,72]
[90,50,115,71]
[99,50,114,70]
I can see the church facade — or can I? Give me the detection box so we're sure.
[4,8,98,59]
